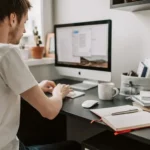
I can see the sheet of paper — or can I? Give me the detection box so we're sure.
[91,24,108,56]
[56,28,80,63]
[72,29,92,57]
[90,105,142,117]
[104,111,150,131]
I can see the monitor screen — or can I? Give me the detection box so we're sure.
[55,20,111,72]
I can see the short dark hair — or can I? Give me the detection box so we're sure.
[0,0,32,23]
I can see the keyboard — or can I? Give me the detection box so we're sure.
[67,90,85,98]
[70,83,97,91]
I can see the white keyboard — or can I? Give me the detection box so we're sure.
[70,83,97,91]
[67,90,85,98]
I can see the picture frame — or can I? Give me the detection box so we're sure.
[45,33,55,58]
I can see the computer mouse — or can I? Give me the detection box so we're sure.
[82,100,99,108]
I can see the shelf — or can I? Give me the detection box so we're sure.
[25,57,55,66]
[111,0,150,12]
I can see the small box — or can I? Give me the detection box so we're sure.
[120,73,150,96]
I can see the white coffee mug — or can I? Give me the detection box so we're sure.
[98,82,119,100]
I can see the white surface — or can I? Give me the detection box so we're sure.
[29,65,61,82]
[41,0,54,44]
[67,90,85,98]
[56,67,111,82]
[82,100,99,108]
[132,95,150,106]
[90,105,142,117]
[70,82,97,91]
[57,28,80,63]
[140,91,150,98]
[103,111,150,131]
[0,46,38,150]
[25,58,55,66]
[56,23,108,63]
[54,0,150,87]
[27,0,42,37]
[72,28,92,57]
[98,82,119,100]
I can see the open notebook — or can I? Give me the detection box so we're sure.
[90,105,150,132]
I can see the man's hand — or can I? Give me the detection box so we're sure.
[39,80,56,93]
[52,84,71,99]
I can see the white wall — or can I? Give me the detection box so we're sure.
[29,65,61,82]
[54,0,150,87]
[42,0,54,43]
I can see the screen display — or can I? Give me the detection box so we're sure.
[55,20,111,71]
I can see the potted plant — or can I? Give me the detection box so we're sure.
[31,26,44,59]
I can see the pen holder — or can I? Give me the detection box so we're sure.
[120,73,150,96]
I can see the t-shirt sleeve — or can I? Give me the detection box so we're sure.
[0,47,38,95]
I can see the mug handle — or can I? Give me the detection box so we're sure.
[112,87,119,97]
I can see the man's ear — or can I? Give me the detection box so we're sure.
[9,13,17,27]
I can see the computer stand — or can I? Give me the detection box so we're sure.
[70,80,98,91]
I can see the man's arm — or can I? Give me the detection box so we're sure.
[38,80,56,93]
[21,84,70,120]
[0,48,68,120]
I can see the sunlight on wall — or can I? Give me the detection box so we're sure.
[20,0,42,47]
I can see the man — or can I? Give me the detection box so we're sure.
[0,0,81,150]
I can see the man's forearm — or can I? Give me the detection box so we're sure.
[21,85,63,120]
[45,94,63,120]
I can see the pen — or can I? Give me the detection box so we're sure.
[111,109,139,116]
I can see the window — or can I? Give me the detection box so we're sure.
[26,0,42,36]
[20,0,42,46]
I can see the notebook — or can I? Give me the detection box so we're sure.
[90,105,150,132]
[132,102,150,112]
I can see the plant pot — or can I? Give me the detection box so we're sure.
[31,46,44,59]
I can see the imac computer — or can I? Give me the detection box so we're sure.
[54,20,112,90]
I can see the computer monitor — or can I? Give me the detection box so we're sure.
[54,20,112,90]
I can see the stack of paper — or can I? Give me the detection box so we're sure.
[131,91,150,107]
[140,91,150,100]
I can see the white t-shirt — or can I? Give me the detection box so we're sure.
[0,44,38,150]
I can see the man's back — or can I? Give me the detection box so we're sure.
[0,44,38,150]
[0,44,20,150]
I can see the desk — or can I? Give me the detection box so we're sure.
[54,79,150,145]
[18,78,150,146]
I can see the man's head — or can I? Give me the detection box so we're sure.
[0,0,32,44]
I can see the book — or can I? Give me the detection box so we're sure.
[131,95,150,107]
[90,105,150,132]
[137,62,148,77]
[144,58,150,78]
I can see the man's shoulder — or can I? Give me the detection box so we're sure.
[0,44,20,59]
